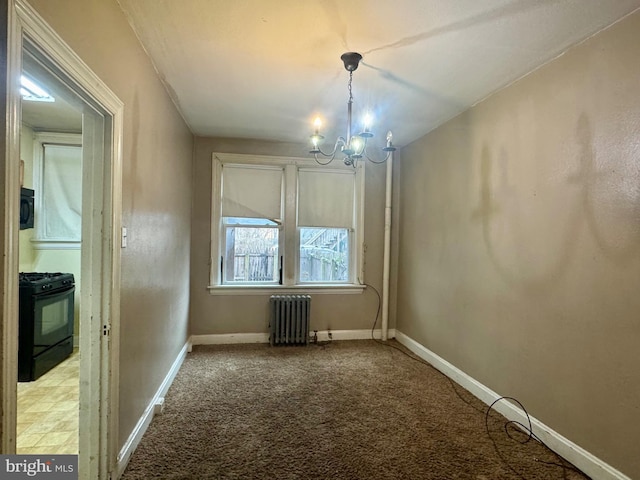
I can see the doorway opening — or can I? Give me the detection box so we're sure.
[17,46,84,455]
[2,1,124,478]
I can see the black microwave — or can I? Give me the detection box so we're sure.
[20,187,34,230]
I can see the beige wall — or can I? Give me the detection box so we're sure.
[27,0,194,452]
[396,11,640,479]
[190,137,390,335]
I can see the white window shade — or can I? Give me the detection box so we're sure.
[298,169,355,228]
[42,143,82,240]
[222,165,283,221]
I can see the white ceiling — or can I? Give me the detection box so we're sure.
[116,0,640,148]
[22,49,82,133]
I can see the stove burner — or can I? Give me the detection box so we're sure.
[20,272,66,282]
[19,272,75,292]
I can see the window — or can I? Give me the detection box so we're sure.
[210,153,365,290]
[223,218,280,283]
[32,132,82,248]
[297,168,355,283]
[220,163,283,284]
[299,227,349,282]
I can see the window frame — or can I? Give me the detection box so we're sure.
[209,153,366,294]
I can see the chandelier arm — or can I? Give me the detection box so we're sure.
[363,149,393,164]
[312,146,336,157]
[313,152,337,166]
[312,136,347,157]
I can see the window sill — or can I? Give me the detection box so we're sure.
[31,240,81,250]
[207,284,366,295]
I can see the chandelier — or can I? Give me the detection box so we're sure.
[309,52,396,166]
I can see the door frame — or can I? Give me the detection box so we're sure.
[1,1,122,478]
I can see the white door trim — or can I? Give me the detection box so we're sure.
[3,2,123,479]
[1,0,23,456]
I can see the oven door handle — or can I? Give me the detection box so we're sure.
[36,286,75,299]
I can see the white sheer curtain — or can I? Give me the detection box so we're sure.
[41,143,82,240]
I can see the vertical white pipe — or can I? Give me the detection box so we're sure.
[381,151,393,341]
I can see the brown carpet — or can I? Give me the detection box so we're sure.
[121,340,589,480]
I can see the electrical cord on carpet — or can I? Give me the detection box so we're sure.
[363,282,589,480]
[364,282,485,414]
[484,397,589,480]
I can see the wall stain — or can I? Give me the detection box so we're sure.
[472,143,583,294]
[568,113,640,263]
[473,111,640,291]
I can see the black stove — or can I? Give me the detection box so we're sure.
[19,272,75,293]
[18,272,75,381]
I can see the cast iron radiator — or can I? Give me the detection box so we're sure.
[269,295,311,346]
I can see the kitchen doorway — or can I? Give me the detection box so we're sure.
[17,47,84,456]
[1,1,124,479]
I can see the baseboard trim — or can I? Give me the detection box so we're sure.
[113,340,190,479]
[394,331,631,480]
[191,333,269,345]
[191,328,396,346]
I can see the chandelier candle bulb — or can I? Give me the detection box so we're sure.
[360,113,374,138]
[310,117,324,152]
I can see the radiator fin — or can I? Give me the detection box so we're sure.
[269,295,311,346]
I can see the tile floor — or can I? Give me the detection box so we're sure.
[16,350,79,454]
